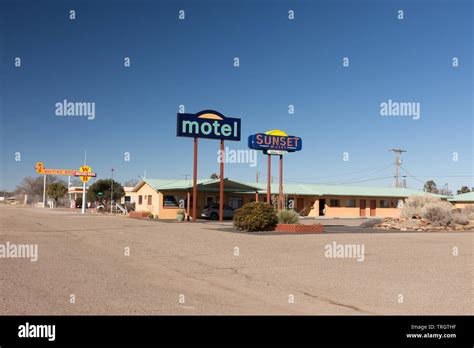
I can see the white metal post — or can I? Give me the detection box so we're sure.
[81,181,86,214]
[81,150,87,214]
[42,174,46,208]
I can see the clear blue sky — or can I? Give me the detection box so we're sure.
[1,0,472,192]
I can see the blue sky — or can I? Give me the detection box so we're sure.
[0,0,472,192]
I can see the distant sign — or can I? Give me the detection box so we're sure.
[35,162,45,174]
[79,165,92,183]
[35,161,96,179]
[177,110,241,141]
[248,130,302,153]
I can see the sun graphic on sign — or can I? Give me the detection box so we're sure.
[196,110,224,120]
[265,130,288,136]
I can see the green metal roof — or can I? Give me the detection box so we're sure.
[243,183,447,198]
[448,191,474,202]
[135,178,447,199]
[134,178,259,192]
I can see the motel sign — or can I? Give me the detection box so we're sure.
[248,132,302,153]
[176,110,241,141]
[248,130,303,211]
[177,110,242,223]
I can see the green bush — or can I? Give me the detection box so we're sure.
[277,210,300,224]
[233,202,278,232]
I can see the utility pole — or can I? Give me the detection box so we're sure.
[389,149,406,188]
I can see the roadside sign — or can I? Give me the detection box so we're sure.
[98,192,104,196]
[177,110,241,141]
[248,130,302,153]
[34,162,96,178]
[35,162,45,174]
[79,165,92,183]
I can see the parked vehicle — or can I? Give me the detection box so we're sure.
[201,204,235,220]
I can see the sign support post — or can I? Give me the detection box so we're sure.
[219,140,225,222]
[186,191,191,221]
[192,137,198,222]
[279,155,283,211]
[267,155,271,204]
[81,181,86,214]
[42,174,46,208]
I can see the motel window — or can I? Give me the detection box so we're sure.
[380,200,390,208]
[163,195,179,207]
[345,199,356,207]
[138,195,142,204]
[206,196,215,206]
[229,197,243,209]
[124,196,131,202]
[148,195,152,205]
[330,199,340,207]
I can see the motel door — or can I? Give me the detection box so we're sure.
[297,198,304,212]
[370,200,376,216]
[359,200,366,217]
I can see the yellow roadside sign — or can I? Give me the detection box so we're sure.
[35,162,45,174]
[79,165,92,183]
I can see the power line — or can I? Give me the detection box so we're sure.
[399,166,425,184]
[285,162,393,181]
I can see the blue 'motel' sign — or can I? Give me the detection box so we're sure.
[176,110,241,141]
[248,131,303,152]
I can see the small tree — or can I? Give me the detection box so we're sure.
[87,179,125,204]
[210,173,219,179]
[423,180,438,194]
[46,182,67,204]
[457,186,471,195]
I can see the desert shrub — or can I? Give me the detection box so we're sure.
[401,196,443,218]
[277,210,300,224]
[452,212,469,225]
[233,202,278,232]
[462,205,474,217]
[420,202,453,226]
[360,218,383,228]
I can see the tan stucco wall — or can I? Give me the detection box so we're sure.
[134,184,160,216]
[452,202,474,209]
[133,184,407,219]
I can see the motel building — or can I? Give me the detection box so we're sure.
[448,192,474,209]
[132,178,446,220]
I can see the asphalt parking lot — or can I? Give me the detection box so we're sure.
[0,206,472,315]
